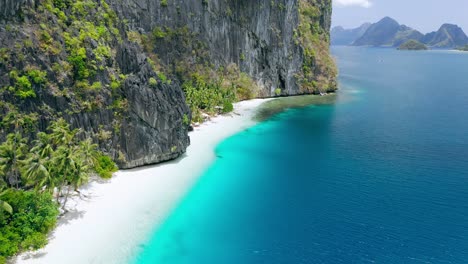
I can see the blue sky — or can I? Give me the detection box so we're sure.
[332,0,468,33]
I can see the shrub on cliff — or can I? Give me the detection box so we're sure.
[296,0,337,93]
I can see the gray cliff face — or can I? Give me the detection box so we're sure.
[0,0,334,169]
[0,6,190,169]
[112,43,191,168]
[0,0,33,19]
[110,0,333,96]
[115,43,190,168]
[0,40,190,169]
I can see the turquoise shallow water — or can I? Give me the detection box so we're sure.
[135,47,468,263]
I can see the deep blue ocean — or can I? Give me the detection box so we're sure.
[135,47,468,263]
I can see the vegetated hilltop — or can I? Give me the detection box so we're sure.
[398,39,428,50]
[333,17,468,49]
[423,24,468,48]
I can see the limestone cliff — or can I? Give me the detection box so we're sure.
[0,0,336,168]
[109,0,336,96]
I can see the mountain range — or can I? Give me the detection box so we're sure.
[331,23,371,45]
[332,17,468,48]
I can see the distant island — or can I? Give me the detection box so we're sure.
[456,45,468,51]
[332,17,468,49]
[398,40,428,50]
[353,17,424,47]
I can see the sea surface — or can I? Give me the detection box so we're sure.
[134,47,468,263]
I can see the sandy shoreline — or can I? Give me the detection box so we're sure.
[15,98,269,264]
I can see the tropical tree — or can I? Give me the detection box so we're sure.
[69,155,90,194]
[31,132,54,158]
[1,109,38,135]
[50,145,87,209]
[78,138,99,168]
[48,118,81,148]
[0,133,27,188]
[2,110,26,133]
[21,152,53,192]
[0,118,115,211]
[20,132,56,192]
[0,182,12,214]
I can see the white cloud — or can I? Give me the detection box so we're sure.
[334,0,373,8]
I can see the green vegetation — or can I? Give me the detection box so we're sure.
[152,27,167,39]
[26,68,47,85]
[222,101,234,113]
[179,64,258,122]
[0,117,117,198]
[94,154,118,179]
[67,47,90,80]
[240,53,246,61]
[182,114,190,126]
[157,72,170,84]
[0,3,129,229]
[0,191,59,260]
[0,187,12,215]
[59,0,119,83]
[149,77,158,87]
[456,45,468,51]
[296,0,337,93]
[398,39,428,50]
[275,88,282,96]
[182,73,235,122]
[0,0,130,118]
[0,0,338,259]
[7,68,46,99]
[141,25,259,123]
[37,0,125,105]
[0,116,117,261]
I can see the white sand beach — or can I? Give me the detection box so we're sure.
[15,99,269,264]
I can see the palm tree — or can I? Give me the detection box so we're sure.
[21,153,53,192]
[31,132,53,159]
[70,155,89,194]
[21,132,55,192]
[0,133,27,188]
[0,193,13,214]
[2,110,26,133]
[78,138,99,168]
[49,118,79,147]
[47,119,79,208]
[51,146,87,209]
[49,146,70,205]
[0,182,12,214]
